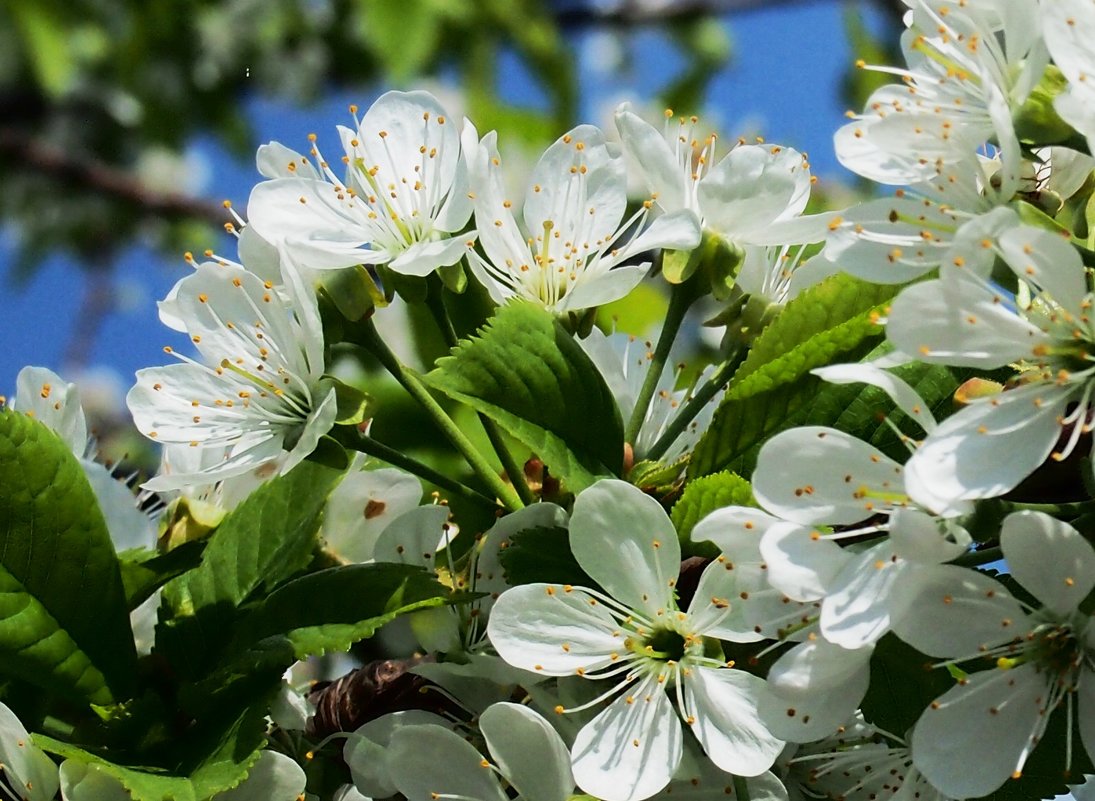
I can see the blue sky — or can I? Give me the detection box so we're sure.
[0,1,887,397]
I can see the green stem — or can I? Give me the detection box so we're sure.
[357,317,524,512]
[644,345,744,463]
[333,428,501,512]
[624,279,699,446]
[425,276,536,506]
[732,775,751,801]
[950,545,1003,567]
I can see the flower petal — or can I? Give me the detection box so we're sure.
[387,724,509,801]
[569,479,680,617]
[753,427,907,526]
[487,583,623,675]
[684,667,784,776]
[911,664,1045,798]
[1000,511,1095,616]
[571,675,682,801]
[481,702,573,801]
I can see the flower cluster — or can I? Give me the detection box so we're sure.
[7,2,1095,800]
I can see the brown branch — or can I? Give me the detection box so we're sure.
[553,0,905,27]
[0,127,227,226]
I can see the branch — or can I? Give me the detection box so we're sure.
[553,0,904,28]
[0,127,226,226]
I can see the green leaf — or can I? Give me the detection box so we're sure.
[36,698,269,801]
[0,410,136,704]
[425,302,624,490]
[690,274,894,476]
[498,526,595,588]
[228,563,455,660]
[671,472,754,555]
[860,633,954,738]
[358,0,444,81]
[118,541,206,611]
[8,3,76,96]
[157,460,343,678]
[726,273,896,399]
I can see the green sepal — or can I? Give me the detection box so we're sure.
[305,433,351,470]
[438,259,469,294]
[318,375,374,425]
[319,264,384,322]
[628,458,688,493]
[377,263,428,303]
[158,496,225,552]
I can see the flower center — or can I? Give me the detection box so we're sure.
[637,627,688,662]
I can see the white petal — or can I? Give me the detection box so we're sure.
[887,271,1051,369]
[14,366,87,455]
[904,382,1070,516]
[684,667,784,776]
[344,710,450,797]
[699,145,812,238]
[812,363,936,434]
[890,564,1029,658]
[59,761,128,801]
[388,236,470,277]
[487,583,622,675]
[556,264,649,313]
[820,542,906,648]
[887,508,968,564]
[212,751,307,801]
[1000,511,1095,616]
[387,724,508,801]
[256,141,319,180]
[911,664,1045,798]
[0,703,60,801]
[998,226,1088,313]
[619,209,702,257]
[373,505,451,568]
[757,640,872,742]
[753,427,907,526]
[80,461,156,552]
[481,702,573,801]
[615,107,688,212]
[571,675,682,801]
[474,502,569,607]
[322,468,423,564]
[569,479,680,618]
[760,522,850,603]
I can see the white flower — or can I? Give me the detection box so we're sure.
[689,507,874,743]
[0,702,59,801]
[576,328,717,463]
[614,108,832,248]
[247,90,474,276]
[466,124,700,313]
[836,0,1047,196]
[487,479,783,801]
[885,222,1095,514]
[892,511,1095,798]
[783,715,953,801]
[1043,0,1095,155]
[127,259,337,491]
[320,455,424,564]
[382,703,574,801]
[615,108,833,304]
